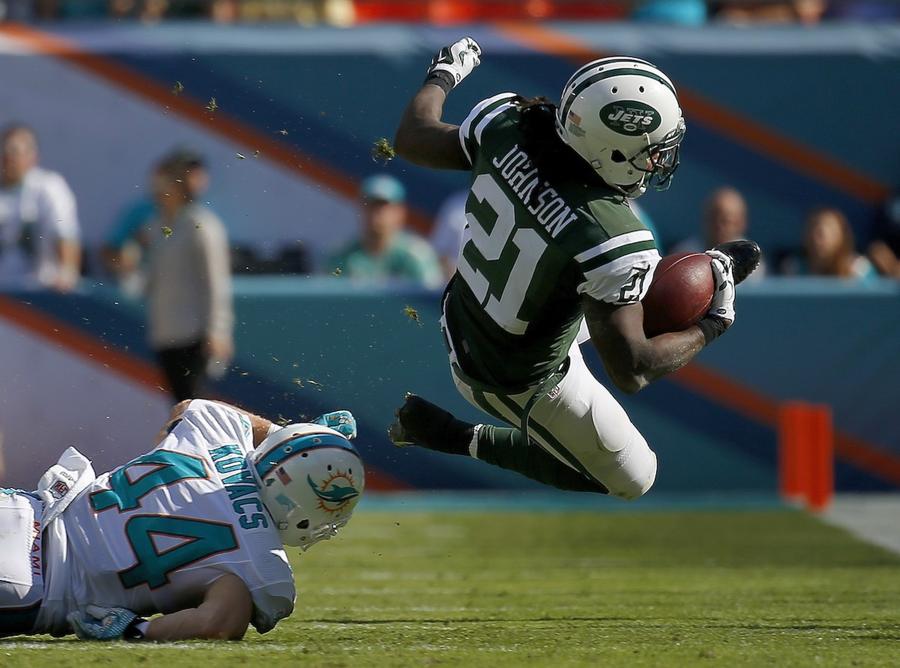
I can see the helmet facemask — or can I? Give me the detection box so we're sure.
[623,118,686,195]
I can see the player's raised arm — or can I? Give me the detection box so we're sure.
[155,399,274,446]
[394,37,481,170]
[583,251,737,394]
[209,400,273,446]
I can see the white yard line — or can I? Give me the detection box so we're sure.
[820,494,900,556]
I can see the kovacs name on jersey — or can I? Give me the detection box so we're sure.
[208,444,270,530]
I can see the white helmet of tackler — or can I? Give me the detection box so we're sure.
[556,56,686,197]
[250,423,364,550]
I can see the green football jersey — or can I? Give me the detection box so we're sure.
[443,93,661,390]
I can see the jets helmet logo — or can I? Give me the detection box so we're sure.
[307,471,360,514]
[600,101,661,136]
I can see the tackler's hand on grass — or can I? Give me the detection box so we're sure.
[68,604,140,641]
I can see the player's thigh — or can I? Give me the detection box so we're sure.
[450,366,518,428]
[524,348,657,500]
[0,492,43,611]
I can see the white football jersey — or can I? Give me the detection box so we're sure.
[59,400,295,634]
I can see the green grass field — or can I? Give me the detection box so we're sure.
[4,507,900,667]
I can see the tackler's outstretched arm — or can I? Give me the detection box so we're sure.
[67,575,252,642]
[141,574,253,641]
[156,399,273,447]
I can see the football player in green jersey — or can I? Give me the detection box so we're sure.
[389,38,760,499]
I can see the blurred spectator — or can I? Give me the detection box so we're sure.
[632,0,707,24]
[108,0,178,21]
[867,193,900,278]
[430,189,468,281]
[209,0,239,21]
[672,186,766,280]
[0,124,81,292]
[827,1,900,19]
[9,0,900,23]
[781,207,876,280]
[241,0,354,24]
[329,174,442,288]
[711,0,828,24]
[102,164,161,295]
[103,154,210,293]
[0,0,35,21]
[145,149,233,402]
[431,191,665,284]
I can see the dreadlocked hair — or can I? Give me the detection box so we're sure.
[514,96,603,185]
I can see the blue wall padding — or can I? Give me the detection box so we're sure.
[9,276,897,492]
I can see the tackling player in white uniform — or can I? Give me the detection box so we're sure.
[0,399,364,641]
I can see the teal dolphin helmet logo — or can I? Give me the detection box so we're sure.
[307,472,360,514]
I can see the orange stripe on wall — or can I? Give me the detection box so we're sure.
[0,23,432,234]
[0,295,166,392]
[670,363,778,425]
[0,295,408,490]
[495,22,890,205]
[834,433,900,489]
[670,363,900,487]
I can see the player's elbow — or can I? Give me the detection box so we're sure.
[393,118,412,155]
[608,370,648,395]
[393,126,418,163]
[594,334,654,394]
[603,350,652,394]
[394,121,437,165]
[198,613,249,641]
[206,625,248,641]
[171,399,193,420]
[196,574,253,641]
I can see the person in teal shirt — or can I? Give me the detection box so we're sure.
[329,174,443,288]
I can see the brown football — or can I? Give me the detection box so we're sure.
[642,252,715,337]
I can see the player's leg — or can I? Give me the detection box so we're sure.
[0,491,44,637]
[496,344,657,500]
[388,303,602,490]
[391,388,606,493]
[470,423,607,493]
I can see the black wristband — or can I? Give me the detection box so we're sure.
[424,71,455,94]
[697,316,728,345]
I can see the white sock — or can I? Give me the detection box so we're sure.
[468,424,482,459]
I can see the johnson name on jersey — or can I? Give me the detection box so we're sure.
[46,401,295,636]
[445,93,660,389]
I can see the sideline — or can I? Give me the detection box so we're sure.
[820,494,900,557]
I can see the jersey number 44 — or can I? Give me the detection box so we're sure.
[89,450,238,590]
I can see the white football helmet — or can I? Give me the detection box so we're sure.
[556,56,686,197]
[250,423,364,550]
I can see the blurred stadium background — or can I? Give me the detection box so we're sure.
[0,1,899,662]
